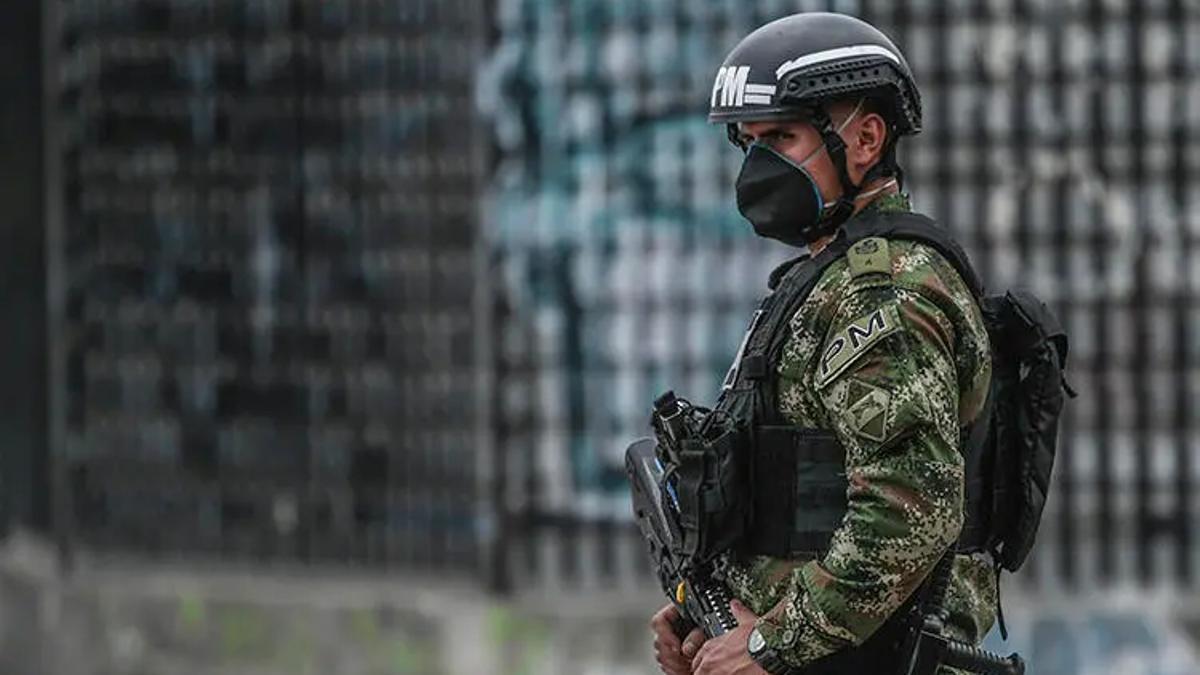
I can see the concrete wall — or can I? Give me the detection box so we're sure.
[0,532,661,675]
[2,533,1197,675]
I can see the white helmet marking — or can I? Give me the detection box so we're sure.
[711,67,777,108]
[775,44,900,80]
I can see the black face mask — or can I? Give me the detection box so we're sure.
[734,143,827,247]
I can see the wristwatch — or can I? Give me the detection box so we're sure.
[747,626,799,675]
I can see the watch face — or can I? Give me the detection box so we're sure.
[748,628,766,654]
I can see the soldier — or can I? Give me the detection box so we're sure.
[650,13,996,675]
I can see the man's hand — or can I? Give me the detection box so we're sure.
[650,604,707,675]
[690,600,771,675]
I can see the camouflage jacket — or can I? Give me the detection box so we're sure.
[720,194,998,672]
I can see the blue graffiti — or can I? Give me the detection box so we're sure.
[480,0,812,505]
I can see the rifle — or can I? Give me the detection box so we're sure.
[625,437,739,639]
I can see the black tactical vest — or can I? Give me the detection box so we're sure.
[705,209,990,561]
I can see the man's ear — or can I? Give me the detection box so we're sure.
[851,112,889,171]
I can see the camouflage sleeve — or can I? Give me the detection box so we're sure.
[755,275,966,666]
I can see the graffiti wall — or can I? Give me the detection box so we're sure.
[479,0,1200,597]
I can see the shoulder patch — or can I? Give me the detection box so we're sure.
[843,379,893,442]
[847,237,891,279]
[816,304,901,388]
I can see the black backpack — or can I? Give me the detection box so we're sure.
[973,290,1074,572]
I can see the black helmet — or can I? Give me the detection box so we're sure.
[708,12,921,135]
[710,13,921,236]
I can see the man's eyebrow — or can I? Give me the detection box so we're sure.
[739,124,789,140]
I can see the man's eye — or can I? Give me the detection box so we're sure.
[739,130,791,148]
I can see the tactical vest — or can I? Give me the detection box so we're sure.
[659,208,1069,675]
[699,209,991,562]
[673,207,1069,579]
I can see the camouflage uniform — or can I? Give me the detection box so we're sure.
[720,194,997,673]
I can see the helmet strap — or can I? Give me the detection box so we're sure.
[807,105,860,240]
[805,102,904,242]
[726,122,743,149]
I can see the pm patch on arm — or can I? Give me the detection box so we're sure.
[816,304,902,388]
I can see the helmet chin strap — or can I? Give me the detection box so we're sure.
[803,98,875,243]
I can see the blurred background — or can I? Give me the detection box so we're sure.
[0,0,1197,673]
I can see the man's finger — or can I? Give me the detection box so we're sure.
[691,637,713,672]
[656,652,687,675]
[654,625,681,650]
[654,638,685,660]
[680,627,705,657]
[664,658,690,675]
[651,607,681,634]
[651,615,683,649]
[652,604,680,624]
[650,613,668,633]
[729,598,757,622]
[654,638,691,673]
[657,652,690,675]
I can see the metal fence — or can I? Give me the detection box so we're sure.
[45,0,1200,597]
[53,0,485,572]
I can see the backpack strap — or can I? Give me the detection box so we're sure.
[840,211,986,299]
